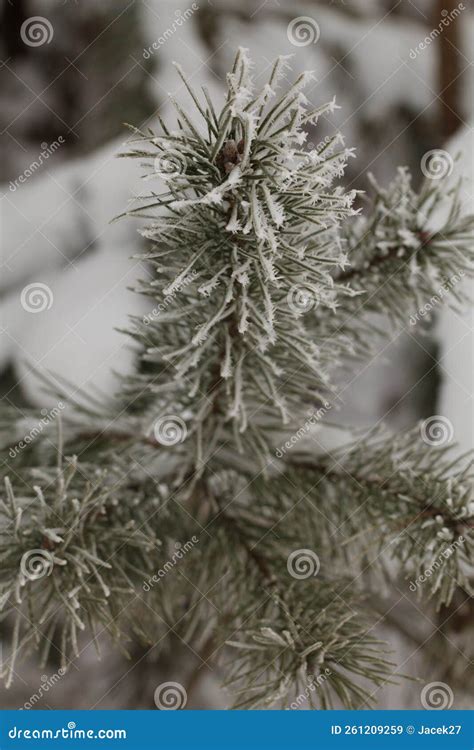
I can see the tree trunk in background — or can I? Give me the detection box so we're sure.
[436,0,464,138]
[0,0,28,59]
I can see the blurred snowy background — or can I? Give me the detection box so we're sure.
[0,0,472,709]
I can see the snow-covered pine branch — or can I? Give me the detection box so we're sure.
[1,50,473,709]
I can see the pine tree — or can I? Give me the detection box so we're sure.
[1,49,473,708]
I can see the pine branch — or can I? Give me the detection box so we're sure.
[330,169,474,336]
[278,427,474,609]
[2,49,473,709]
[0,452,160,687]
